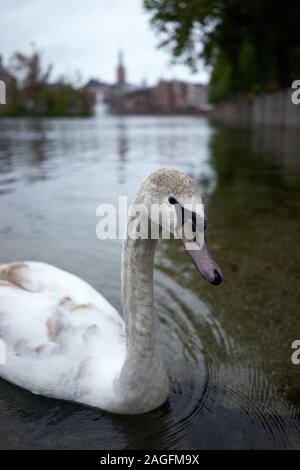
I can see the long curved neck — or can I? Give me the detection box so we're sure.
[122,236,157,359]
[114,219,169,413]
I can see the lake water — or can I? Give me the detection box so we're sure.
[0,113,299,449]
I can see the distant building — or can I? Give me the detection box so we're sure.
[152,80,208,113]
[107,52,139,112]
[153,80,172,112]
[85,51,210,115]
[108,79,210,115]
[172,81,188,110]
[84,78,109,103]
[122,87,154,114]
[116,51,126,85]
[186,83,210,111]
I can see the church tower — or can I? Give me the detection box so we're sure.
[116,50,126,85]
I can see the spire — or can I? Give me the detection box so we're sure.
[118,50,123,67]
[116,49,126,85]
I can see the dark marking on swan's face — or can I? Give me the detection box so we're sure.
[168,193,222,286]
[139,168,222,286]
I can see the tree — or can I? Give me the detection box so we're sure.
[11,46,52,112]
[144,0,300,101]
[3,47,95,117]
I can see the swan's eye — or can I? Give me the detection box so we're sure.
[192,212,197,232]
[168,196,177,205]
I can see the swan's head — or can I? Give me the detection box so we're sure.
[136,168,222,286]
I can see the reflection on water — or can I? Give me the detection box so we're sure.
[0,115,299,449]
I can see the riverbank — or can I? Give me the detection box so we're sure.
[211,89,300,129]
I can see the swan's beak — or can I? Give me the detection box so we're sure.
[182,238,222,286]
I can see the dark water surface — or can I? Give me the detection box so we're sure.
[0,114,299,449]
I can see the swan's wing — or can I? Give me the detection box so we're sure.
[0,261,122,321]
[0,262,125,403]
[0,261,124,344]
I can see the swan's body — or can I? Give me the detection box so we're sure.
[0,262,129,412]
[0,169,221,414]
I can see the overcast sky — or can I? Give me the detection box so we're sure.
[1,0,208,86]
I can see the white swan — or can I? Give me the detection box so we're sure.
[0,168,222,414]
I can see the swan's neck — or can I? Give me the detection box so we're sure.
[122,236,157,358]
[114,232,169,413]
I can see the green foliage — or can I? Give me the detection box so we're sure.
[144,0,300,101]
[0,48,94,117]
[238,41,259,93]
[40,84,93,117]
[208,53,233,102]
